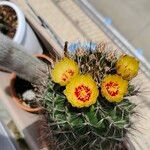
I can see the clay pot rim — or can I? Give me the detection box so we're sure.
[9,54,53,113]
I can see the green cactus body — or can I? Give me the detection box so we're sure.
[43,44,137,149]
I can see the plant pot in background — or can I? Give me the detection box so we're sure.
[9,54,53,113]
[0,1,43,55]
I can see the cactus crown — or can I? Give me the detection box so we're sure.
[42,42,138,149]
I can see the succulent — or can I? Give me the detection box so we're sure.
[42,42,138,149]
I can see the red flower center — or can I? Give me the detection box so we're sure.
[105,81,119,96]
[75,85,91,102]
[61,69,74,82]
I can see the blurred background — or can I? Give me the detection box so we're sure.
[88,0,150,62]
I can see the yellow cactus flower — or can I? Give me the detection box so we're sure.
[101,75,128,102]
[64,74,99,108]
[116,55,139,80]
[51,57,79,86]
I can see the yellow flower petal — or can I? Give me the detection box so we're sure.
[116,55,139,80]
[51,57,79,86]
[101,75,128,102]
[64,74,99,108]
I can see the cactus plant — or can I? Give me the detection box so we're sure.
[0,34,139,149]
[42,42,139,149]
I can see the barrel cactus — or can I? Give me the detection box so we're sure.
[42,42,139,149]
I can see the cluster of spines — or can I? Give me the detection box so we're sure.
[43,79,136,149]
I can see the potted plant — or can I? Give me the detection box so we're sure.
[0,33,49,112]
[0,1,43,55]
[9,54,53,113]
[38,42,139,149]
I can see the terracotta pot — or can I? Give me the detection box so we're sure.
[10,54,53,113]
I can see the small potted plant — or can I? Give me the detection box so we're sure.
[0,33,49,113]
[0,1,43,55]
[38,42,140,149]
[9,54,53,113]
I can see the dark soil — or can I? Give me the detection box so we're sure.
[0,5,17,38]
[14,76,39,108]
